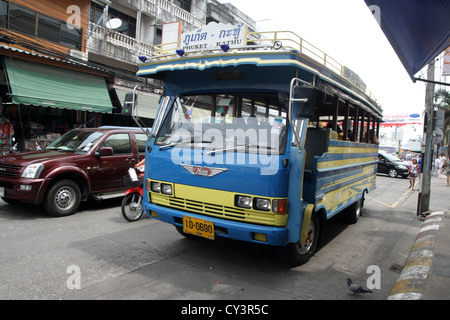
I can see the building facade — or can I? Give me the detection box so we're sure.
[0,0,253,152]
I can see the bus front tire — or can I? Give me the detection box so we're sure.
[287,214,320,266]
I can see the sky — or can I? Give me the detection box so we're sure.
[222,0,429,117]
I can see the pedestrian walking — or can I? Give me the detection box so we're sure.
[433,154,439,177]
[439,154,446,176]
[445,155,450,186]
[408,158,419,190]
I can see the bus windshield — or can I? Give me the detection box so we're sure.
[155,93,288,154]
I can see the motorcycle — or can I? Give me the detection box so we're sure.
[121,164,144,222]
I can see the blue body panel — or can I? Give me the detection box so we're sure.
[139,49,380,247]
[148,146,289,197]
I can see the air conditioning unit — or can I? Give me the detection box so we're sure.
[69,49,88,62]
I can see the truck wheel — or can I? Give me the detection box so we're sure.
[287,213,320,266]
[43,179,81,217]
[345,198,362,224]
[388,168,398,178]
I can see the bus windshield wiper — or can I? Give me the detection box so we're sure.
[207,143,254,155]
[159,136,209,150]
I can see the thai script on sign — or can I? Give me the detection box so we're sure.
[180,22,246,52]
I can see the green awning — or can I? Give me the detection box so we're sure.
[3,58,113,113]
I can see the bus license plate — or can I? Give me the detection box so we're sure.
[183,216,214,240]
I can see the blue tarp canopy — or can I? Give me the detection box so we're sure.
[364,0,450,82]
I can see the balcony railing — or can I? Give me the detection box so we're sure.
[147,0,204,28]
[86,0,205,65]
[87,21,154,61]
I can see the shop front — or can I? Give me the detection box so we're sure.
[0,55,116,152]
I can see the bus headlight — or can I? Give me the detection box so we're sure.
[161,183,173,195]
[254,198,271,211]
[150,181,160,193]
[235,195,252,209]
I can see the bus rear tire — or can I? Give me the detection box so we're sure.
[287,214,320,266]
[345,198,362,224]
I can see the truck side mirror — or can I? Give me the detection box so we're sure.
[296,84,316,118]
[96,147,113,157]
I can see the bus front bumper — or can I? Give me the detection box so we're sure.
[145,203,289,246]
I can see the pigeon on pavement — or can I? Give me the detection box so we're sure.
[346,277,373,296]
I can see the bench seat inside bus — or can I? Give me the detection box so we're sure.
[303,128,328,180]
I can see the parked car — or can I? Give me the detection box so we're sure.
[377,152,410,178]
[0,126,149,216]
[379,145,397,155]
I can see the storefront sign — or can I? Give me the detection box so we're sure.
[443,46,450,76]
[381,113,423,127]
[180,22,246,52]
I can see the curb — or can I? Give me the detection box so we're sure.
[387,210,445,300]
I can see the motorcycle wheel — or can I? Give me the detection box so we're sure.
[121,192,143,222]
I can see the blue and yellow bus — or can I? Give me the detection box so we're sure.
[133,26,382,265]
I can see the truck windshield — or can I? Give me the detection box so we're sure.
[155,93,288,154]
[46,130,105,152]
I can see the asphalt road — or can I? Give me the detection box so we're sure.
[0,174,422,301]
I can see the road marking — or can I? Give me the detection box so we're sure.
[368,179,419,208]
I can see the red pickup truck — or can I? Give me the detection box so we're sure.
[0,127,148,216]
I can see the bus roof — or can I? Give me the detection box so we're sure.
[137,27,383,118]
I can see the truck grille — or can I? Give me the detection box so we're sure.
[150,193,287,226]
[0,163,21,178]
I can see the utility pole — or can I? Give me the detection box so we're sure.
[418,60,435,216]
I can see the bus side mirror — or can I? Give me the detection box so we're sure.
[122,92,137,115]
[296,84,316,118]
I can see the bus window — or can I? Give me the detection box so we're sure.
[155,93,288,154]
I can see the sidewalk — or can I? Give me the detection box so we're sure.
[388,175,450,300]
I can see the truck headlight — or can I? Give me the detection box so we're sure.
[161,183,172,195]
[21,164,44,179]
[150,181,160,193]
[254,198,271,211]
[235,195,252,209]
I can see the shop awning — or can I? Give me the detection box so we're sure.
[3,58,114,113]
[364,0,450,81]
